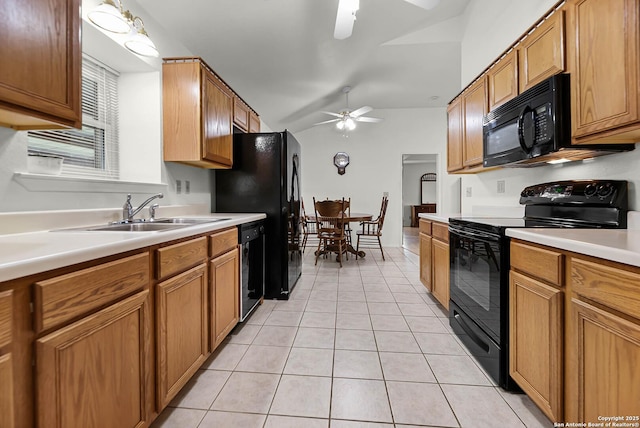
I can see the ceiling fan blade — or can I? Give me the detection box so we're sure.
[334,0,359,39]
[355,116,383,123]
[349,106,373,118]
[313,118,341,126]
[403,0,440,10]
[321,111,344,118]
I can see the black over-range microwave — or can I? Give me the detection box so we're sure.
[482,74,633,167]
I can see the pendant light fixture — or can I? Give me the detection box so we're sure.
[88,0,159,58]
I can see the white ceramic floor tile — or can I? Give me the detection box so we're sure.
[150,407,206,428]
[365,292,396,303]
[335,329,377,351]
[426,354,493,386]
[379,352,436,382]
[337,300,369,314]
[397,302,437,317]
[292,327,335,349]
[169,369,231,409]
[442,384,525,427]
[211,372,280,414]
[414,332,466,355]
[300,311,336,328]
[264,310,303,326]
[405,316,449,333]
[336,313,373,330]
[284,347,333,376]
[265,415,329,428]
[391,292,424,303]
[374,331,421,353]
[270,375,332,418]
[252,325,298,347]
[331,378,393,423]
[225,323,261,344]
[386,381,458,427]
[498,389,552,427]
[369,314,410,331]
[304,299,337,313]
[367,302,401,315]
[273,298,308,312]
[235,344,289,373]
[198,411,266,428]
[202,343,248,371]
[330,421,393,428]
[333,349,383,379]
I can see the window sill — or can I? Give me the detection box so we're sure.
[13,172,168,193]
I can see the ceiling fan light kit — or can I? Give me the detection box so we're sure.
[313,86,382,132]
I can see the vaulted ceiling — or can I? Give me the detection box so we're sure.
[135,0,471,132]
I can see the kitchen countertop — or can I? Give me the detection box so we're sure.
[418,213,460,224]
[506,228,640,268]
[0,213,265,283]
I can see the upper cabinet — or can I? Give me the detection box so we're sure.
[446,97,463,172]
[487,50,519,111]
[0,0,82,130]
[567,0,640,144]
[462,77,488,169]
[518,10,565,93]
[163,57,260,168]
[249,110,261,133]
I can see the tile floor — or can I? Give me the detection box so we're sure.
[151,247,552,428]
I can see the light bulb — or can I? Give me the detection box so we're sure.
[345,118,356,130]
[336,120,345,130]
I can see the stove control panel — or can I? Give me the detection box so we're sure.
[520,180,628,207]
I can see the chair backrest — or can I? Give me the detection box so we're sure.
[313,197,347,237]
[376,196,389,231]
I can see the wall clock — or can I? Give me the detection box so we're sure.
[333,152,350,175]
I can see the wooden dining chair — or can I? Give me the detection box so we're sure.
[313,197,348,267]
[300,198,318,253]
[356,195,389,261]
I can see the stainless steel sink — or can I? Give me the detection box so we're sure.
[152,217,231,224]
[53,217,231,232]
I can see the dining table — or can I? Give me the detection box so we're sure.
[309,212,373,259]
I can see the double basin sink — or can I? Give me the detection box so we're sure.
[61,217,231,233]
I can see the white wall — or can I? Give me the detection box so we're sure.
[297,107,454,247]
[402,161,437,226]
[457,0,640,213]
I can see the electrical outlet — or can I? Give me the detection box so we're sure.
[497,180,505,194]
[176,179,182,194]
[185,180,190,194]
[465,187,472,197]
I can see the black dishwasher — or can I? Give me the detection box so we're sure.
[239,220,265,321]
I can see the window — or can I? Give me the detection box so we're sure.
[28,55,120,179]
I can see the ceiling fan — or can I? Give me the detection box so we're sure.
[334,0,441,39]
[314,86,383,131]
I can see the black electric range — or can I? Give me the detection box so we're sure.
[447,180,628,390]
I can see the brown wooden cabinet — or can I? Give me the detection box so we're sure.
[0,290,14,428]
[487,49,518,110]
[509,241,564,422]
[156,264,209,408]
[37,290,151,428]
[233,97,250,132]
[419,219,449,309]
[446,97,464,172]
[566,256,640,422]
[163,58,234,168]
[249,111,261,132]
[567,0,640,144]
[462,77,487,169]
[0,0,81,130]
[518,9,565,93]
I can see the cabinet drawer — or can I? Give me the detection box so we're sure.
[419,219,432,235]
[0,290,12,348]
[211,228,238,258]
[34,252,149,333]
[432,222,449,243]
[157,236,208,279]
[511,241,563,286]
[571,257,640,320]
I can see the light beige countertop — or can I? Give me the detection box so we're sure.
[0,213,265,283]
[506,228,640,268]
[417,213,460,224]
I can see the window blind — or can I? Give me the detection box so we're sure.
[28,55,120,179]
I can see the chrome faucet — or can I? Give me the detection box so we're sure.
[122,193,164,222]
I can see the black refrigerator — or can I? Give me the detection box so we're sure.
[215,131,302,300]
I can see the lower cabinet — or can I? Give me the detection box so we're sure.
[156,264,209,408]
[419,219,450,309]
[419,229,432,291]
[0,290,14,428]
[431,238,450,311]
[210,247,239,350]
[36,290,151,428]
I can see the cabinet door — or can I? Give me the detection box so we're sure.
[568,0,639,140]
[203,72,234,166]
[568,298,640,422]
[156,264,208,409]
[431,239,450,310]
[249,111,261,133]
[0,0,81,129]
[0,290,14,428]
[462,78,487,168]
[233,97,250,132]
[488,49,518,110]
[210,247,239,350]
[518,10,565,92]
[37,291,151,428]
[446,97,464,172]
[419,233,432,291]
[509,271,563,421]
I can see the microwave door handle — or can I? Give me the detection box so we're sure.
[517,105,534,153]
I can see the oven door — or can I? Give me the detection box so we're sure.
[449,224,503,344]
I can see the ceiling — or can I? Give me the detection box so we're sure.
[135,0,471,132]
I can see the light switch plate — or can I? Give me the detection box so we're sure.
[497,180,505,193]
[176,179,182,194]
